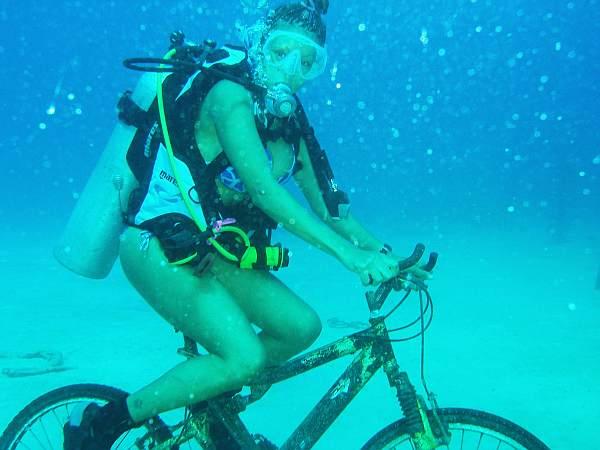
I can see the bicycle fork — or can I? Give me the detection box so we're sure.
[383,360,451,449]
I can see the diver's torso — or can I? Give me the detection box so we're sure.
[195,82,297,207]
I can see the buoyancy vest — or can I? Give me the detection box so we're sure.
[122,44,302,269]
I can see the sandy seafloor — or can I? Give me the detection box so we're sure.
[0,221,598,449]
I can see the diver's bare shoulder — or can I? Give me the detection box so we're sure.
[206,79,254,119]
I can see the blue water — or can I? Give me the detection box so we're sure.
[1,1,598,448]
[2,0,598,235]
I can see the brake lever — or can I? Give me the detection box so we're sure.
[422,252,438,272]
[397,243,425,271]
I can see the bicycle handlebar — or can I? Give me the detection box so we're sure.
[366,244,437,313]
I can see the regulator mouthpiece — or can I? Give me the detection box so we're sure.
[264,83,297,118]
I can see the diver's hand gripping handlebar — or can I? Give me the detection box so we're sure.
[366,244,437,313]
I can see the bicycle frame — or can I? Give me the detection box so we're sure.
[170,302,437,449]
[251,318,424,450]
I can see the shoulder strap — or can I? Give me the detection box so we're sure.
[294,101,350,219]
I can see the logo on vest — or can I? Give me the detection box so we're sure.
[159,170,178,186]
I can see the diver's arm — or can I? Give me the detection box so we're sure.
[294,137,385,251]
[209,81,353,261]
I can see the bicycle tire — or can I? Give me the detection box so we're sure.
[0,383,170,450]
[361,408,550,450]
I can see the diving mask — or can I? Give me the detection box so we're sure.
[262,31,327,80]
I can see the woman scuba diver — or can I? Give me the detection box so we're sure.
[63,1,429,448]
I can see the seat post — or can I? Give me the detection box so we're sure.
[177,334,200,358]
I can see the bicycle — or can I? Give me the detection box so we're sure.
[0,244,551,449]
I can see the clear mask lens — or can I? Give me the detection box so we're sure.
[263,31,327,80]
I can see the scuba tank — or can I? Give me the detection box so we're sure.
[53,73,157,279]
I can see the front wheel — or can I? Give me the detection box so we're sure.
[361,408,550,450]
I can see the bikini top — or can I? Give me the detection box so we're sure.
[218,147,297,193]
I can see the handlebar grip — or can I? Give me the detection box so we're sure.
[422,252,438,272]
[397,243,425,272]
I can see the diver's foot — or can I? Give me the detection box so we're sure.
[63,402,108,449]
[63,395,136,450]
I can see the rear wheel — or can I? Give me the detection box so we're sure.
[0,384,170,449]
[361,408,550,450]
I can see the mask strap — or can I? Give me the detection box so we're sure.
[302,0,329,15]
[301,0,317,13]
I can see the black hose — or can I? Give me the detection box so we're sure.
[123,57,199,73]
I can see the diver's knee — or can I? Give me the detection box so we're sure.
[296,309,322,349]
[225,345,267,383]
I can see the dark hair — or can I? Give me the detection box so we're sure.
[265,3,327,45]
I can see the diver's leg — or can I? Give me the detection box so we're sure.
[211,258,322,366]
[119,227,267,422]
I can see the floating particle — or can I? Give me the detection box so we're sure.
[426,148,433,155]
[39,122,47,130]
[592,155,600,165]
[567,303,576,311]
[357,101,366,110]
[578,171,585,177]
[438,48,446,56]
[495,25,503,33]
[391,128,400,138]
[582,188,591,195]
[67,93,76,101]
[540,113,548,121]
[358,23,366,32]
[507,206,515,213]
[540,75,549,84]
[419,28,429,45]
[330,61,338,81]
[555,42,561,51]
[46,104,56,115]
[475,25,482,33]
